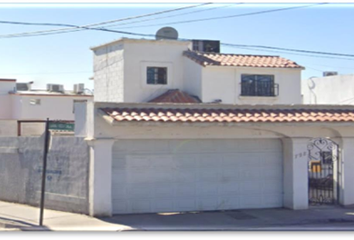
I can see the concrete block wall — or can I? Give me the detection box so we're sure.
[93,43,125,103]
[0,136,90,214]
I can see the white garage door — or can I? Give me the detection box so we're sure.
[112,139,283,214]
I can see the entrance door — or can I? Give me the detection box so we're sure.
[308,138,339,205]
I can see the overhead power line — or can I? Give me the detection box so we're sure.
[0,3,324,38]
[104,3,241,28]
[222,43,354,58]
[225,45,354,61]
[110,3,327,29]
[0,2,211,38]
[0,3,353,61]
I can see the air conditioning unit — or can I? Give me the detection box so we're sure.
[323,71,338,77]
[73,83,85,94]
[192,40,220,53]
[16,83,31,91]
[47,84,64,92]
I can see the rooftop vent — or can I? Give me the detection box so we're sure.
[16,83,32,91]
[323,71,338,77]
[73,83,85,94]
[192,40,220,53]
[47,84,64,93]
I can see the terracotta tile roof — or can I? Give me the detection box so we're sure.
[148,89,201,103]
[101,107,354,123]
[183,50,304,69]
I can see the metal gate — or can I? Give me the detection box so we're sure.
[307,138,339,205]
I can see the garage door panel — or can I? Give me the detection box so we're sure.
[263,194,283,207]
[197,168,220,182]
[173,154,198,169]
[218,196,240,210]
[222,155,241,167]
[112,139,283,214]
[260,153,283,165]
[198,197,219,210]
[127,184,153,198]
[197,154,221,167]
[262,180,283,193]
[197,182,219,196]
[239,168,261,180]
[152,199,175,212]
[153,184,175,197]
[175,198,196,211]
[175,171,196,183]
[262,167,283,180]
[126,155,151,169]
[239,181,262,194]
[240,195,263,208]
[221,169,240,181]
[176,184,196,196]
[112,199,130,214]
[220,181,240,194]
[131,200,151,213]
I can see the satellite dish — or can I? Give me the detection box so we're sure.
[155,27,178,40]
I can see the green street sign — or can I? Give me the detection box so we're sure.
[48,122,74,131]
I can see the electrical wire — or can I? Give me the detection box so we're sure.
[222,43,354,58]
[0,3,323,39]
[0,2,212,38]
[222,45,354,61]
[109,3,326,29]
[104,3,241,28]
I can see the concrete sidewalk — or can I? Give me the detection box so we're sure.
[0,201,132,231]
[1,200,354,231]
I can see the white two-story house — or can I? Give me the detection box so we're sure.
[80,37,354,217]
[91,38,304,105]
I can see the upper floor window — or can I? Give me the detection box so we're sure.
[147,67,167,85]
[241,74,278,97]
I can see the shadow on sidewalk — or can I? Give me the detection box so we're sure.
[0,216,51,231]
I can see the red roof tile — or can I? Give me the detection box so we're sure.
[183,50,304,69]
[148,89,201,103]
[101,107,354,123]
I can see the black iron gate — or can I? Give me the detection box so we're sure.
[307,138,339,205]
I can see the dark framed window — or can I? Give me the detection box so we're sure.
[147,67,167,85]
[241,74,278,97]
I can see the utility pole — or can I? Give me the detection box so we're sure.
[39,118,50,226]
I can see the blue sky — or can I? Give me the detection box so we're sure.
[0,3,353,91]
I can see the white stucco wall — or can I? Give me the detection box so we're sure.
[183,57,203,100]
[10,94,92,120]
[92,38,192,103]
[0,81,16,119]
[201,66,302,104]
[302,74,354,105]
[123,39,191,102]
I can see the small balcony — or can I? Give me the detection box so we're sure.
[241,81,279,97]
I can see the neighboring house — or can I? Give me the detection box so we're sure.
[0,79,92,136]
[91,38,304,105]
[302,73,354,105]
[0,79,93,121]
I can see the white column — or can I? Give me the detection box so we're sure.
[86,138,115,217]
[282,137,309,210]
[341,137,354,206]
